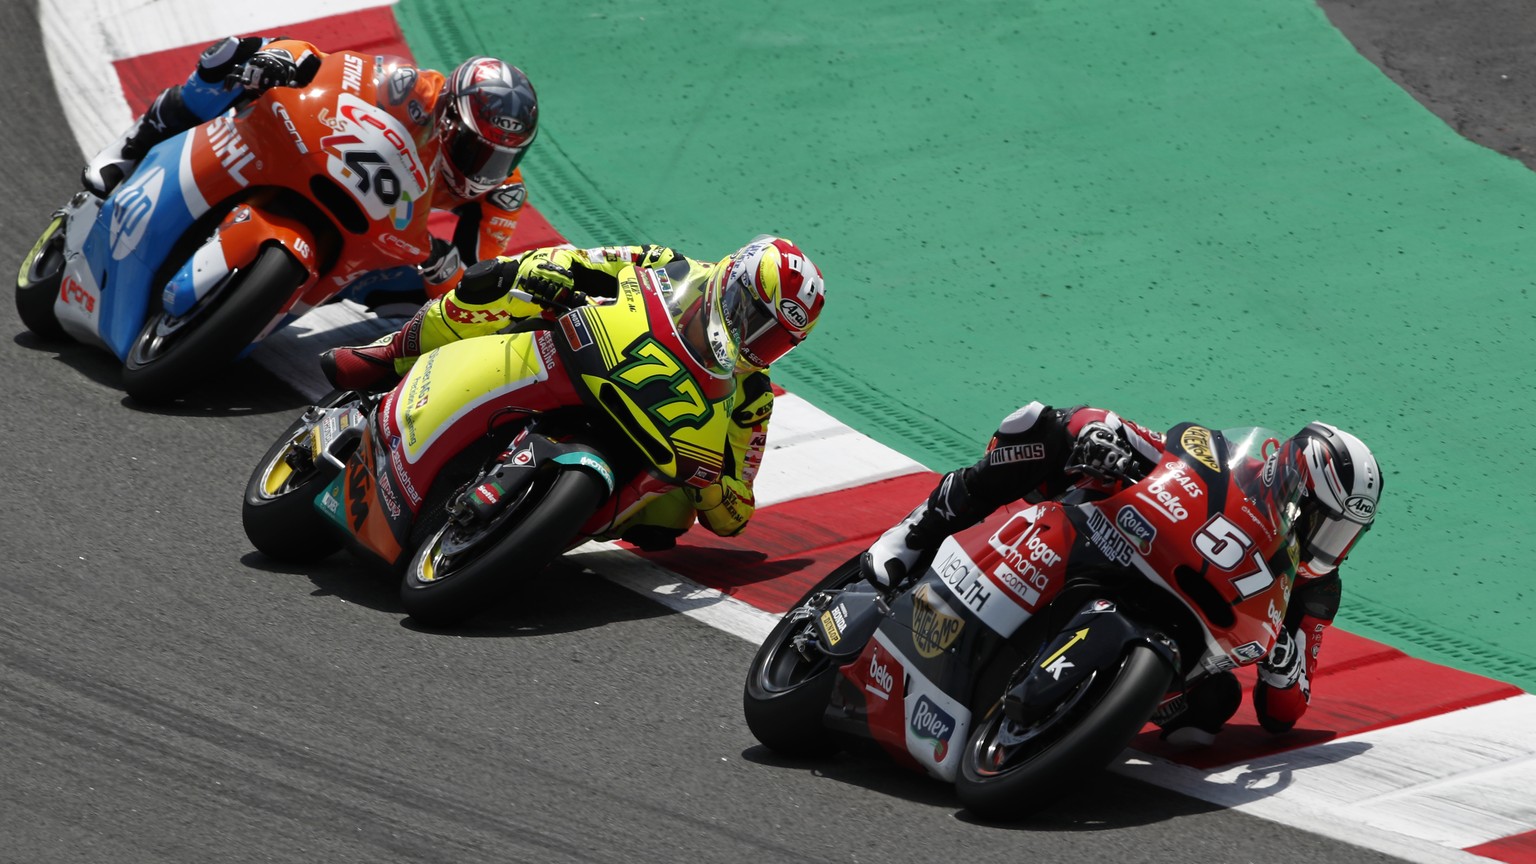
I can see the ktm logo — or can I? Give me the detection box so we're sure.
[346,460,372,531]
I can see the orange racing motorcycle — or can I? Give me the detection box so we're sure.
[242,259,742,626]
[744,425,1306,820]
[15,49,443,402]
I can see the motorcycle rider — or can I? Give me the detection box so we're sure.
[81,35,538,304]
[320,236,827,548]
[861,401,1382,744]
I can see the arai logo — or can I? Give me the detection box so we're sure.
[1344,495,1376,522]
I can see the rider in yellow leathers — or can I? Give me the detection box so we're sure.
[320,237,827,548]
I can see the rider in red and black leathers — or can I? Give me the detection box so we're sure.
[862,400,1382,743]
[81,36,538,306]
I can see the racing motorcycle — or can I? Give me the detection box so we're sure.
[242,260,744,627]
[743,424,1303,820]
[15,49,442,403]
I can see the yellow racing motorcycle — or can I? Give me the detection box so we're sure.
[242,259,741,626]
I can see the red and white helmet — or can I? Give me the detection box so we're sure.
[1282,422,1382,577]
[705,236,826,372]
[434,57,538,198]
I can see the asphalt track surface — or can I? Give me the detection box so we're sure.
[0,2,1526,863]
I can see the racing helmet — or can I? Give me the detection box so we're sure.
[1282,422,1382,577]
[434,57,538,198]
[704,236,826,373]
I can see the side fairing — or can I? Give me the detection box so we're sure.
[836,503,1077,780]
[381,331,570,510]
[835,629,973,782]
[68,132,206,358]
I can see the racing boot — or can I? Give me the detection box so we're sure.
[861,469,985,587]
[1153,670,1242,746]
[83,87,200,196]
[319,303,433,391]
[613,488,697,552]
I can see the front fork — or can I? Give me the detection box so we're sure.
[447,426,617,529]
[302,392,376,472]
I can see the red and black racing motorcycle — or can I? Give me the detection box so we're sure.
[743,424,1303,819]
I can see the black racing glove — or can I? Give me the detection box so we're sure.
[231,50,301,93]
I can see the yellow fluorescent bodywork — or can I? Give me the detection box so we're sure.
[395,332,549,462]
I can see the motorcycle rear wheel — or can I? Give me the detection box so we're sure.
[16,215,68,341]
[400,467,608,628]
[742,554,864,758]
[122,245,306,404]
[241,397,356,562]
[955,644,1172,821]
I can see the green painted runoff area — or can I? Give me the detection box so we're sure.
[395,0,1536,689]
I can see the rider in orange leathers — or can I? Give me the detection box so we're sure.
[82,36,538,306]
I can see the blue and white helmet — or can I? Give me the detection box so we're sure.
[1287,422,1382,577]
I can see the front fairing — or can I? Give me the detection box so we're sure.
[554,264,736,487]
[60,132,205,357]
[1080,423,1301,673]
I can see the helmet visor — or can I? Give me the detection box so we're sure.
[1303,511,1368,575]
[443,130,523,194]
[721,275,799,369]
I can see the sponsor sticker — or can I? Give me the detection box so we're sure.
[865,646,895,701]
[561,312,594,350]
[1114,505,1156,555]
[936,553,992,614]
[1344,495,1376,522]
[109,166,165,261]
[1181,426,1221,472]
[1232,641,1267,662]
[987,442,1046,465]
[819,610,841,646]
[911,585,965,659]
[910,695,957,762]
[1135,460,1200,522]
[1085,507,1135,566]
[777,298,808,329]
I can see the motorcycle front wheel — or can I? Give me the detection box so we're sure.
[16,214,68,341]
[400,467,608,628]
[122,245,306,404]
[241,397,358,562]
[742,554,864,758]
[955,644,1173,821]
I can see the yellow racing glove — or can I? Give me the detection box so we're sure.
[691,474,756,537]
[512,248,583,310]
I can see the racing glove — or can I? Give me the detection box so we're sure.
[1254,624,1314,733]
[419,237,464,298]
[512,248,584,310]
[691,474,755,537]
[1066,421,1139,481]
[231,50,302,93]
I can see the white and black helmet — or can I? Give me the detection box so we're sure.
[1287,422,1382,577]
